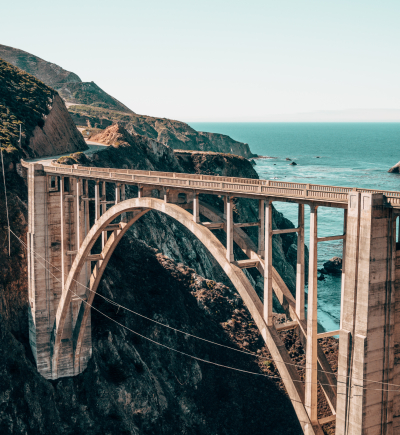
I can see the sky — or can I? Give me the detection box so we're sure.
[1,0,400,121]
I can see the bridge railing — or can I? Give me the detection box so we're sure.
[38,161,400,207]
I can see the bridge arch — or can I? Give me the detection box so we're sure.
[51,196,313,431]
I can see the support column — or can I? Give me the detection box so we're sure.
[305,204,318,426]
[193,192,199,223]
[296,203,305,320]
[342,193,396,435]
[84,179,90,285]
[101,182,106,248]
[223,196,227,220]
[94,180,100,221]
[75,178,82,250]
[60,176,65,289]
[264,200,273,326]
[115,183,120,204]
[28,163,52,378]
[340,209,347,330]
[226,196,234,262]
[336,192,360,435]
[258,199,265,257]
[121,184,127,222]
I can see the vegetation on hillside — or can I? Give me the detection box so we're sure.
[68,104,256,158]
[0,58,54,153]
[57,82,133,113]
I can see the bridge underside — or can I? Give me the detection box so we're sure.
[26,161,400,435]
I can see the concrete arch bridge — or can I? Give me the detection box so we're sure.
[23,160,400,435]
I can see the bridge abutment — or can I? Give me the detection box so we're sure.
[337,192,397,434]
[28,166,91,379]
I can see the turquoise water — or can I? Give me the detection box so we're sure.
[190,123,400,331]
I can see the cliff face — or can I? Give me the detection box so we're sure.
[0,58,87,158]
[68,124,183,173]
[70,107,256,158]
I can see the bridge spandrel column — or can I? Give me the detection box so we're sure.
[305,204,318,425]
[393,237,400,433]
[226,196,234,262]
[193,193,200,223]
[336,192,360,435]
[264,200,273,326]
[296,203,305,321]
[342,193,396,435]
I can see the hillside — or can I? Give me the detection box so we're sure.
[70,105,256,158]
[0,44,133,114]
[0,58,86,157]
[0,44,256,158]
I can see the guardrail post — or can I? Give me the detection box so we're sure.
[305,203,318,425]
[264,200,273,326]
[226,196,234,262]
[258,199,265,258]
[296,203,305,320]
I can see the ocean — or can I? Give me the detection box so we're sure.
[189,122,400,332]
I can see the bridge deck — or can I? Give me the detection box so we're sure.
[39,162,400,208]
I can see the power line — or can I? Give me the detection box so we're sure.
[11,230,400,394]
[23,242,364,393]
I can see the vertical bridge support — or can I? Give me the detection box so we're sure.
[337,192,397,434]
[28,165,91,379]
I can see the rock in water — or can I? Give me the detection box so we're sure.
[388,161,400,173]
[322,256,342,275]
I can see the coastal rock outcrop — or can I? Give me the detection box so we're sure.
[388,161,400,173]
[320,256,342,275]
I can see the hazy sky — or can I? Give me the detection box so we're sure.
[1,0,400,121]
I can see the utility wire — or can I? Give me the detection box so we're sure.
[11,229,400,394]
[21,241,368,395]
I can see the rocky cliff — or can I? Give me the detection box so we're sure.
[0,44,255,158]
[0,58,87,158]
[69,107,255,158]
